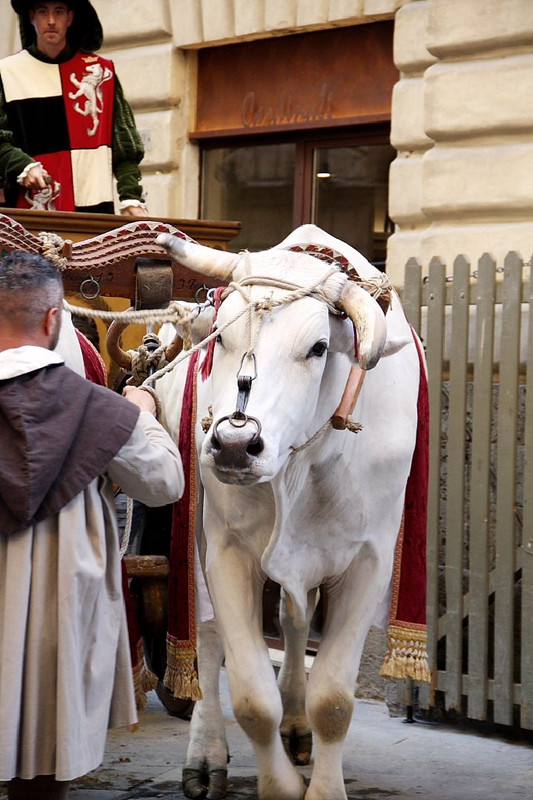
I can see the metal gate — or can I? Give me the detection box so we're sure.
[402,252,533,731]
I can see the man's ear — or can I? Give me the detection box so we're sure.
[44,306,63,350]
[43,306,60,336]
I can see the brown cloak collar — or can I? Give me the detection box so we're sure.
[0,362,139,536]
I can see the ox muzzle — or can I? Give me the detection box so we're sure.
[205,353,265,481]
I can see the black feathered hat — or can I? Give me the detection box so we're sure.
[11,0,104,53]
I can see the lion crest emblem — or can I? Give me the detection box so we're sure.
[68,62,113,136]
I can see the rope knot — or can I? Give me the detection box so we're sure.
[345,417,364,434]
[254,296,275,314]
[38,231,69,271]
[128,338,170,385]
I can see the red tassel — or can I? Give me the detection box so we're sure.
[200,287,225,382]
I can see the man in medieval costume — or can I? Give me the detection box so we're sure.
[0,250,185,799]
[0,1,147,214]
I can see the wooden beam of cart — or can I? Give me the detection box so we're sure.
[0,210,240,303]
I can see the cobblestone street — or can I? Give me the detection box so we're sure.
[2,669,529,800]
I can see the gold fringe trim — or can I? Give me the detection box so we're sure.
[132,641,159,712]
[164,643,203,701]
[380,624,431,682]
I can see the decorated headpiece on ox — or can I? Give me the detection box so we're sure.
[156,232,390,371]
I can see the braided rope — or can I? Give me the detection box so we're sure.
[38,231,68,271]
[128,343,171,385]
[290,417,334,454]
[120,496,134,558]
[65,265,365,444]
[223,267,341,316]
[62,298,199,327]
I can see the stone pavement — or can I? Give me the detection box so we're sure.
[1,668,531,800]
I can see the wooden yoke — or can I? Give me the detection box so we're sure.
[0,212,226,303]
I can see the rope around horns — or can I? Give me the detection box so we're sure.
[63,266,342,386]
[65,267,365,447]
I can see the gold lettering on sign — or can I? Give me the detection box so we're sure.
[241,85,333,128]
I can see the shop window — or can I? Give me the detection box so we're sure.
[201,132,394,268]
[311,144,394,268]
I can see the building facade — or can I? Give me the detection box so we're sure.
[2,0,533,284]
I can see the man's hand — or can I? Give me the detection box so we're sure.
[20,165,51,190]
[120,205,148,218]
[122,385,157,415]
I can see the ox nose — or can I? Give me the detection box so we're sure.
[210,414,264,469]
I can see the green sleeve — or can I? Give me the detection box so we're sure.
[112,75,146,203]
[0,77,34,186]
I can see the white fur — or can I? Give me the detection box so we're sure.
[156,226,422,800]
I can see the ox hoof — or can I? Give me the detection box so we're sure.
[281,730,313,766]
[182,767,228,800]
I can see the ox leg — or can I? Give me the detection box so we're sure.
[304,545,392,800]
[183,618,228,800]
[278,587,316,766]
[208,547,305,800]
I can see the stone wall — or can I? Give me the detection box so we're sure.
[90,0,404,219]
[387,0,533,285]
[92,0,199,219]
[3,1,533,280]
[168,0,406,46]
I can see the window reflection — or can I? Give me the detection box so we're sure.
[202,144,296,252]
[313,145,394,266]
[202,141,394,265]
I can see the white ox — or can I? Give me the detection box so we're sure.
[155,225,423,800]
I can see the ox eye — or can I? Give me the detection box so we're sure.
[307,340,328,358]
[213,327,222,344]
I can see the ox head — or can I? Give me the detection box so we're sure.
[157,230,387,485]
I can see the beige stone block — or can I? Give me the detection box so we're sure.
[385,228,426,289]
[328,0,365,23]
[141,171,183,219]
[142,142,199,220]
[133,109,183,170]
[264,0,297,32]
[422,143,533,218]
[389,153,428,226]
[201,0,236,43]
[390,77,433,150]
[393,1,437,74]
[427,0,533,59]
[364,0,408,15]
[418,220,533,274]
[92,0,171,47]
[137,142,200,220]
[106,44,186,109]
[234,0,265,37]
[170,0,204,47]
[297,0,329,27]
[425,55,533,141]
[173,143,201,219]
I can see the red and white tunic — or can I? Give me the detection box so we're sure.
[0,49,116,212]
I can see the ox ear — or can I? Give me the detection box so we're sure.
[338,281,387,370]
[157,234,238,280]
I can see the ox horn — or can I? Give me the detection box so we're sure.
[106,314,183,374]
[106,317,132,371]
[164,329,184,363]
[157,234,238,280]
[338,281,387,370]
